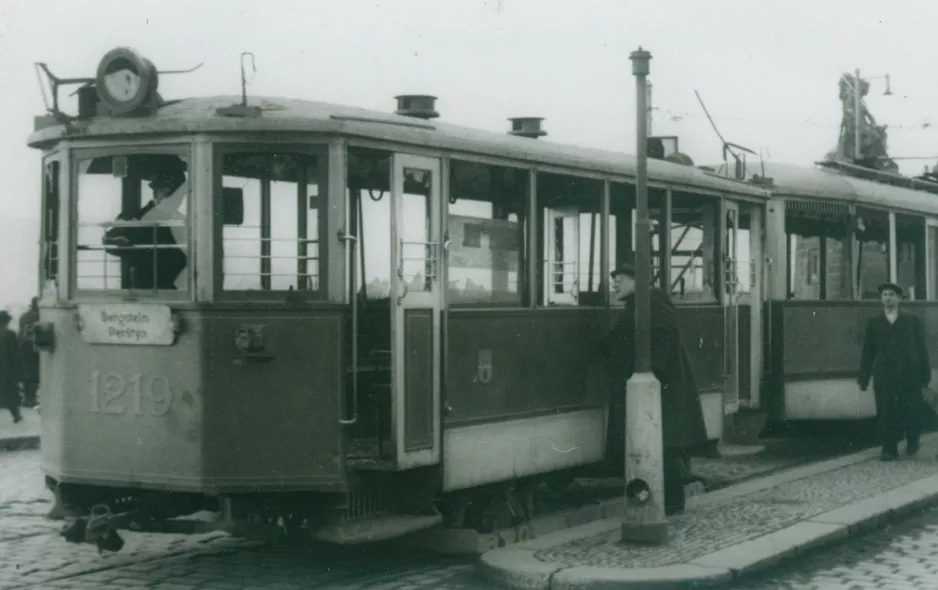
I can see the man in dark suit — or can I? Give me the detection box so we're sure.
[858,281,931,461]
[600,262,710,515]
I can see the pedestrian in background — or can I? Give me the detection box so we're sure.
[0,310,23,424]
[858,281,931,461]
[18,297,40,408]
[598,262,709,515]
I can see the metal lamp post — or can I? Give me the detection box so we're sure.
[621,47,668,545]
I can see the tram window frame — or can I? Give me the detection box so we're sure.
[895,213,926,301]
[669,190,720,304]
[447,159,529,308]
[71,145,194,300]
[212,143,329,301]
[854,207,891,300]
[608,182,667,305]
[784,206,851,301]
[536,172,604,307]
[40,155,62,290]
[927,219,938,300]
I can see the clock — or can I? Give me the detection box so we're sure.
[95,47,159,115]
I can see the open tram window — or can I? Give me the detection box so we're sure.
[347,147,392,302]
[733,208,753,296]
[75,151,190,293]
[41,158,61,287]
[219,149,323,295]
[608,183,666,303]
[448,160,528,307]
[537,172,603,306]
[854,208,890,300]
[895,214,925,300]
[669,191,719,303]
[785,203,850,300]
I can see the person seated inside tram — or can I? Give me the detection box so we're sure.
[102,161,188,290]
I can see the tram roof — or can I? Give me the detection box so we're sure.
[28,95,767,198]
[707,160,938,217]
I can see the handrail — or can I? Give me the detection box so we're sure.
[338,229,359,426]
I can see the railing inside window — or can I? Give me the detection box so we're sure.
[222,235,320,290]
[76,219,189,292]
[219,152,322,293]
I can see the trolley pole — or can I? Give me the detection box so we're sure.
[622,47,668,545]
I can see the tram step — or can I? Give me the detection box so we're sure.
[311,513,442,545]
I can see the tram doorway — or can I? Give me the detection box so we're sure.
[346,148,442,470]
[724,201,764,416]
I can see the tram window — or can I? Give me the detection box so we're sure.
[220,151,322,294]
[785,209,849,300]
[347,148,392,301]
[448,161,528,306]
[41,159,61,286]
[537,173,603,306]
[896,215,925,300]
[855,209,890,300]
[75,152,190,293]
[669,192,719,303]
[608,183,666,301]
[734,209,753,295]
[928,226,938,299]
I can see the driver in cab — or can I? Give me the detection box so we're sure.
[103,160,189,291]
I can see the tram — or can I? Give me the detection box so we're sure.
[709,160,938,432]
[28,48,769,549]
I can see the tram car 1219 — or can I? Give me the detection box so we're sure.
[27,48,770,550]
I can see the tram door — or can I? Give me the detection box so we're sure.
[390,154,442,470]
[723,201,740,414]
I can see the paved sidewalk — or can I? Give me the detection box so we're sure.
[481,433,938,589]
[0,407,40,450]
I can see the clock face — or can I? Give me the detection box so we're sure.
[103,68,141,102]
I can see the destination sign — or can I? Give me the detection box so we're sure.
[77,303,175,346]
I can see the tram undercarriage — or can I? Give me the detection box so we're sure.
[48,465,591,554]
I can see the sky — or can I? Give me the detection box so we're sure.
[1,0,936,313]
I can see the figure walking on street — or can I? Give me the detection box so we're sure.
[599,262,710,515]
[857,281,931,461]
[18,297,40,408]
[0,310,23,424]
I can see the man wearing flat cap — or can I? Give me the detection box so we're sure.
[858,281,931,461]
[598,262,709,515]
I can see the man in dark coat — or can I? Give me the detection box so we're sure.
[858,281,931,461]
[18,297,40,408]
[0,311,23,423]
[599,263,710,515]
[102,163,188,291]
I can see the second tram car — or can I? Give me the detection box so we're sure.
[29,48,770,547]
[715,160,938,431]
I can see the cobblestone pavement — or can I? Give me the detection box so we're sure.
[0,449,492,590]
[534,454,938,568]
[734,504,938,589]
[0,433,886,590]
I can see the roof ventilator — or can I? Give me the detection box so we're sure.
[394,95,439,119]
[508,117,546,139]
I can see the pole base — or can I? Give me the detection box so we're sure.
[621,520,668,545]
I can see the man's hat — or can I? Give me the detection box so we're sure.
[0,311,11,325]
[610,262,635,278]
[878,281,904,296]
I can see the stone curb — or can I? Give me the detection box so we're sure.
[480,445,938,589]
[0,434,39,451]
